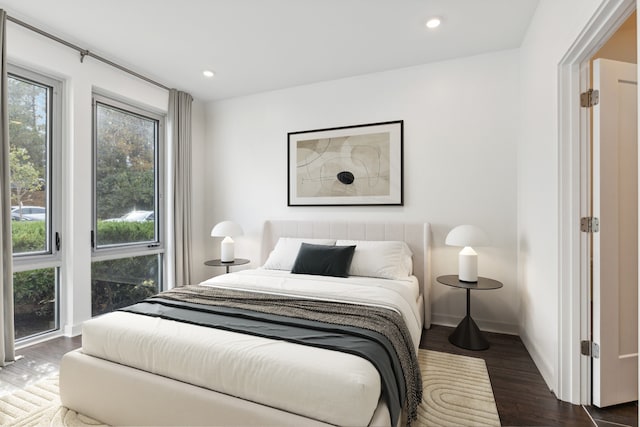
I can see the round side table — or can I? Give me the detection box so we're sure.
[204,258,250,274]
[436,275,503,350]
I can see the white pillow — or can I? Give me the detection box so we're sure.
[335,240,413,280]
[263,238,337,271]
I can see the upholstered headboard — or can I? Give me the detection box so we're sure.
[261,220,432,328]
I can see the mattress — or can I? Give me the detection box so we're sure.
[81,269,422,426]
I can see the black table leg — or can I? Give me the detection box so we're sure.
[448,288,490,350]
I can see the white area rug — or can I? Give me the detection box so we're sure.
[0,376,105,427]
[415,349,501,427]
[0,350,500,427]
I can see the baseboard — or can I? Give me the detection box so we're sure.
[431,313,519,336]
[519,327,555,393]
[64,323,83,337]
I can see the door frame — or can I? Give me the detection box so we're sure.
[558,0,636,404]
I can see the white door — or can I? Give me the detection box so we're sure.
[592,58,638,407]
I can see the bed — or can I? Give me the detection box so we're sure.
[59,220,432,426]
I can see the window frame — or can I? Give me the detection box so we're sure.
[8,64,63,344]
[9,65,62,266]
[90,92,165,263]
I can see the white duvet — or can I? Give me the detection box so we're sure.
[81,269,423,426]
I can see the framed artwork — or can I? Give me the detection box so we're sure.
[288,120,403,206]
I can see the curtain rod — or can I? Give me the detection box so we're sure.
[7,15,170,91]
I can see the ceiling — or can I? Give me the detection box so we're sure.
[0,0,539,102]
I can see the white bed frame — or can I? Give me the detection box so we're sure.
[60,220,432,426]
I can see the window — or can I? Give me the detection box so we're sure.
[14,268,58,339]
[91,254,161,317]
[91,94,164,316]
[9,66,62,341]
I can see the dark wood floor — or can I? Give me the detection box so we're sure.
[421,325,638,427]
[0,328,637,427]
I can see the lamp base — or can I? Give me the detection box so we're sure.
[458,247,478,282]
[220,237,235,262]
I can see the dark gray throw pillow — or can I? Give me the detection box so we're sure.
[291,243,356,277]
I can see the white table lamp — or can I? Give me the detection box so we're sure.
[211,220,244,262]
[445,225,489,282]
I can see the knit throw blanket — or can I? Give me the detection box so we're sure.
[151,284,422,424]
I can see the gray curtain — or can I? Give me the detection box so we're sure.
[169,89,193,287]
[0,9,15,367]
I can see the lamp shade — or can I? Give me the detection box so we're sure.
[210,220,244,238]
[445,225,489,247]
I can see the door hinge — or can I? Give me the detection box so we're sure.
[55,232,61,251]
[91,230,95,249]
[580,217,600,233]
[581,340,600,358]
[581,89,600,107]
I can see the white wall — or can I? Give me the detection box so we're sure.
[518,0,603,393]
[5,22,205,335]
[198,49,520,334]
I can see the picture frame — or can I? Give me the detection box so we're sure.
[288,120,403,206]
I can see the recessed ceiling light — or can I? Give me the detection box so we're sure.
[202,70,215,78]
[425,17,441,29]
